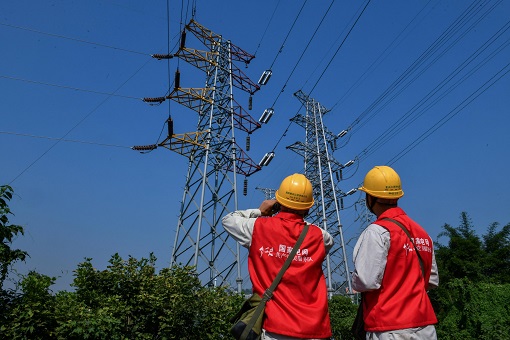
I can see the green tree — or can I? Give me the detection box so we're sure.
[431,212,510,338]
[435,212,510,285]
[435,212,486,284]
[1,271,57,339]
[54,253,242,339]
[482,221,510,283]
[433,278,510,339]
[0,185,28,288]
[329,294,358,339]
[0,185,29,329]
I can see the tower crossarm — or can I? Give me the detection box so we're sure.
[286,141,307,158]
[290,114,311,129]
[132,130,209,157]
[230,64,260,94]
[227,98,261,134]
[255,187,277,200]
[290,114,336,143]
[229,42,256,64]
[185,19,222,51]
[174,48,260,95]
[294,90,330,115]
[167,87,214,113]
[186,20,255,64]
[174,47,219,70]
[227,142,261,177]
[159,130,209,157]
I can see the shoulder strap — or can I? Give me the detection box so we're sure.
[381,217,425,278]
[240,223,310,340]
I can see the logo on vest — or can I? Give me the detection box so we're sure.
[258,244,314,262]
[403,243,413,255]
[403,237,433,254]
[413,237,433,253]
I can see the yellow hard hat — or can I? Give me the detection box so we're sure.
[358,166,404,199]
[275,173,314,210]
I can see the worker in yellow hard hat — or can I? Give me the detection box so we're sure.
[351,165,439,339]
[358,164,404,215]
[222,173,333,340]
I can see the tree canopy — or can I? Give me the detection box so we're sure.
[435,211,510,284]
[430,211,510,339]
[0,185,28,288]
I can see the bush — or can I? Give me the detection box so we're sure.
[1,271,57,339]
[329,294,358,339]
[431,278,510,339]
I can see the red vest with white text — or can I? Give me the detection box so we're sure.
[363,207,438,331]
[248,211,332,338]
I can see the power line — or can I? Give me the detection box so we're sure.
[269,0,336,109]
[342,42,510,179]
[307,0,372,96]
[300,0,372,91]
[267,0,309,70]
[346,0,499,135]
[0,74,142,100]
[330,0,437,112]
[252,0,282,57]
[320,0,507,187]
[0,22,150,56]
[0,131,131,149]
[357,19,510,163]
[7,59,152,185]
[388,61,510,165]
[264,0,371,154]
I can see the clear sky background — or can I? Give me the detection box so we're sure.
[2,0,509,292]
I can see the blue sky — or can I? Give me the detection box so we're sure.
[2,0,509,292]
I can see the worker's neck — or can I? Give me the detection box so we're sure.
[374,204,397,218]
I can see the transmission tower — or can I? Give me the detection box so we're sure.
[135,19,262,292]
[255,186,277,200]
[287,90,353,295]
[356,198,374,230]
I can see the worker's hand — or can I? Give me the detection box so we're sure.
[259,199,278,216]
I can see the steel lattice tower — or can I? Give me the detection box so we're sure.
[256,187,277,200]
[287,90,353,295]
[138,20,262,291]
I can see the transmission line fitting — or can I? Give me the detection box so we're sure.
[258,69,272,85]
[258,151,275,167]
[258,108,274,124]
[151,53,174,60]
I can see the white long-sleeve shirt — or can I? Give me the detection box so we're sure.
[222,209,334,252]
[352,223,439,292]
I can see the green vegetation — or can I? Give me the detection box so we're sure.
[0,185,28,288]
[1,253,243,339]
[1,185,509,338]
[430,211,510,339]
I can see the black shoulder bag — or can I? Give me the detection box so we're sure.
[351,293,365,340]
[230,223,310,340]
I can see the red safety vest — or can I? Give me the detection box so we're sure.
[363,207,438,331]
[248,211,332,338]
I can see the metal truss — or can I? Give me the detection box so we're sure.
[287,90,353,296]
[256,187,277,200]
[137,19,261,293]
[168,20,263,292]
